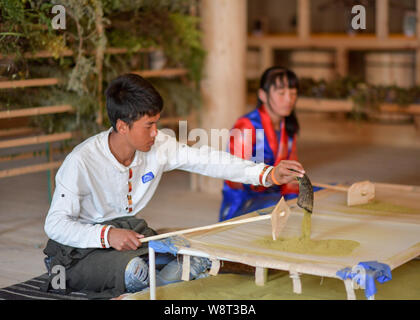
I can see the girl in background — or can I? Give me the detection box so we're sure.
[220,66,301,221]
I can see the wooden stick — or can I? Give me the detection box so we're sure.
[313,182,348,192]
[314,181,375,206]
[141,213,283,243]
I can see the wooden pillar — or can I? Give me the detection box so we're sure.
[298,0,310,39]
[376,0,389,39]
[199,0,247,194]
[416,0,420,85]
[336,47,348,78]
[260,44,274,75]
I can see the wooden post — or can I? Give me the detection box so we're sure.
[336,47,348,77]
[94,0,106,126]
[46,142,55,203]
[297,0,310,39]
[260,44,274,75]
[199,0,247,194]
[416,0,420,85]
[376,0,389,39]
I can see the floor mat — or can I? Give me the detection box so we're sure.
[0,273,88,300]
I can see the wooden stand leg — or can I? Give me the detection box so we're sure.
[344,279,357,300]
[289,271,302,294]
[182,255,191,281]
[148,246,156,300]
[209,258,220,276]
[414,115,420,135]
[255,267,267,286]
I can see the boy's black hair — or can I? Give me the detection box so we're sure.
[105,73,163,131]
[257,66,300,137]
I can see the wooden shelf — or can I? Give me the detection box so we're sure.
[132,68,188,78]
[248,33,419,50]
[0,132,74,149]
[0,105,74,119]
[0,47,156,60]
[0,78,59,89]
[248,94,420,115]
[0,161,63,179]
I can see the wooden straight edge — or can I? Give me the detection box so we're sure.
[384,242,420,270]
[0,131,74,149]
[132,68,188,78]
[0,78,59,89]
[296,98,353,112]
[0,161,62,179]
[0,127,39,138]
[0,105,74,119]
[0,47,157,60]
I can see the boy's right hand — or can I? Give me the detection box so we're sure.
[108,228,144,251]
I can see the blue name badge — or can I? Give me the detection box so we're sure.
[142,172,155,184]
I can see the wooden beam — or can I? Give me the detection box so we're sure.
[297,98,420,115]
[379,104,420,115]
[376,0,389,39]
[0,146,71,163]
[0,105,74,119]
[247,34,419,50]
[0,132,74,149]
[0,127,39,138]
[416,0,420,85]
[0,78,59,89]
[0,161,63,179]
[297,0,310,39]
[0,47,156,60]
[296,98,353,112]
[132,68,188,78]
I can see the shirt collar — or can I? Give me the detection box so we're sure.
[101,127,143,172]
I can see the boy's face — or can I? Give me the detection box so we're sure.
[118,113,160,152]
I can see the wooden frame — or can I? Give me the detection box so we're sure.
[144,183,420,300]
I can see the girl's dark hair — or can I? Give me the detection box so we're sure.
[105,73,163,131]
[257,66,300,137]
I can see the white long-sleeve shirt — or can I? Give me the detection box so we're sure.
[44,128,274,249]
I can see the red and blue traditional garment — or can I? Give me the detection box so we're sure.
[219,104,299,221]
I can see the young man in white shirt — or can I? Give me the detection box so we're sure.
[43,73,306,298]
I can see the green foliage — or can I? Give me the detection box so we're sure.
[298,77,420,117]
[0,1,59,58]
[1,0,205,140]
